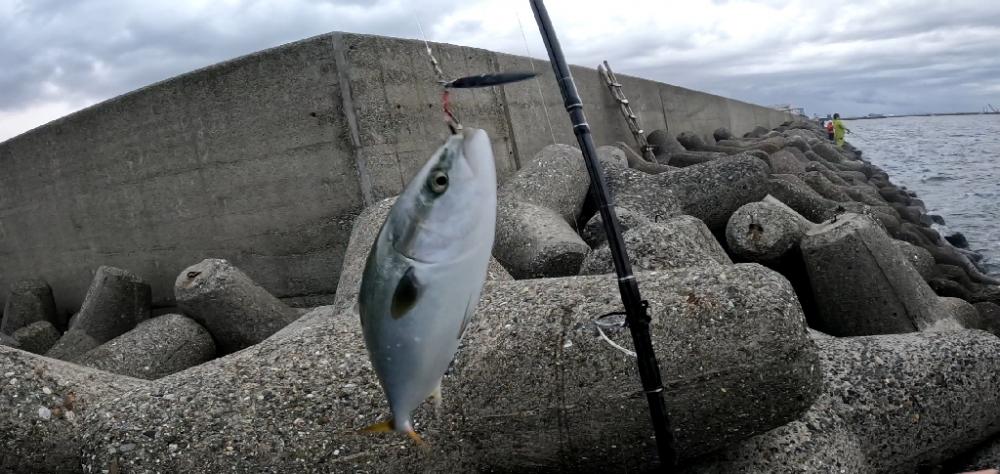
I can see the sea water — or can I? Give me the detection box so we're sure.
[845,114,1000,274]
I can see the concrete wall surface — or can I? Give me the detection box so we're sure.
[0,32,791,313]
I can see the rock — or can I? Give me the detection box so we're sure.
[685,331,1000,473]
[929,277,972,300]
[12,320,60,355]
[764,149,807,174]
[951,435,1000,473]
[811,142,844,163]
[611,141,676,174]
[744,125,770,138]
[725,198,808,262]
[45,329,100,360]
[713,127,732,141]
[0,344,147,473]
[581,206,651,248]
[784,135,810,153]
[580,215,731,275]
[935,263,977,290]
[79,264,821,472]
[596,145,628,169]
[893,240,935,279]
[664,150,727,168]
[58,266,152,359]
[656,154,771,229]
[0,332,19,349]
[945,231,970,249]
[843,185,886,206]
[971,302,1000,337]
[767,175,847,223]
[602,164,683,222]
[175,259,300,353]
[929,214,946,225]
[925,297,976,332]
[800,213,947,335]
[676,132,743,154]
[495,200,591,278]
[836,170,869,185]
[1,278,60,335]
[803,162,849,185]
[499,144,589,223]
[75,314,216,380]
[647,128,687,156]
[801,171,852,202]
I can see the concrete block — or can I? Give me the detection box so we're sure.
[811,142,844,163]
[0,344,147,473]
[893,239,936,279]
[500,144,589,224]
[46,329,100,361]
[0,332,19,349]
[725,198,808,262]
[768,175,847,223]
[970,302,1000,337]
[764,149,807,174]
[79,264,820,472]
[495,200,591,279]
[801,171,852,202]
[75,314,216,379]
[580,215,731,275]
[657,154,771,229]
[686,331,1000,473]
[12,320,60,355]
[581,206,651,249]
[175,259,300,353]
[801,213,950,336]
[1,278,59,334]
[611,142,676,174]
[713,127,732,141]
[603,165,684,222]
[647,128,686,155]
[74,266,152,345]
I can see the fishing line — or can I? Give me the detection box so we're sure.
[595,311,637,358]
[515,9,557,146]
[414,13,462,132]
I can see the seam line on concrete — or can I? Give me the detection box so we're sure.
[331,33,375,207]
[492,52,522,171]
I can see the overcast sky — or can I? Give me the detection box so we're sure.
[2,0,1000,142]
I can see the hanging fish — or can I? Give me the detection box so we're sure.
[358,127,497,445]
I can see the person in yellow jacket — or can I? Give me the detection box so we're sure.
[832,113,850,148]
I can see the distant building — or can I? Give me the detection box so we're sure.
[772,104,806,116]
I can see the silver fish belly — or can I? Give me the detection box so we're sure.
[358,128,497,435]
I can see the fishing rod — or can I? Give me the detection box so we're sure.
[528,0,678,468]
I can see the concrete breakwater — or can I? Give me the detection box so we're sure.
[0,32,790,315]
[2,115,1000,472]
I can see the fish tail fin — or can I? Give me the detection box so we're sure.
[359,419,394,433]
[406,429,430,451]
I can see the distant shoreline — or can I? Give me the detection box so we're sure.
[843,111,1000,121]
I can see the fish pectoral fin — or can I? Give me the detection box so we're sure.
[359,419,395,433]
[390,266,421,319]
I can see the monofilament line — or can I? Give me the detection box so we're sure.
[516,10,557,146]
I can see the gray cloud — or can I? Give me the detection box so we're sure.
[2,0,1000,141]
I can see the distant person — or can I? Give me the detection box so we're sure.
[824,115,835,141]
[832,113,850,148]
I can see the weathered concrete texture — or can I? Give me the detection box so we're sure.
[0,33,362,313]
[1,279,59,335]
[725,199,808,262]
[499,144,589,223]
[685,331,1000,473]
[46,266,152,361]
[12,321,60,355]
[581,206,651,249]
[894,239,936,279]
[75,314,216,380]
[0,31,789,315]
[495,200,591,278]
[603,165,684,223]
[175,258,301,353]
[801,214,943,336]
[0,332,18,349]
[0,345,147,473]
[952,435,1000,472]
[971,302,1000,337]
[580,215,731,275]
[610,142,675,174]
[78,264,819,473]
[45,329,100,361]
[657,154,771,229]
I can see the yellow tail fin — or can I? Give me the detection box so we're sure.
[359,419,429,450]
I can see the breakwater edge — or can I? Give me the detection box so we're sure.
[847,114,1000,275]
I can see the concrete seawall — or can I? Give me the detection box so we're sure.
[0,32,791,312]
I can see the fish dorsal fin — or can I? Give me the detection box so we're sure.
[390,266,421,319]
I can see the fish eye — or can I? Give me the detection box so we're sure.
[428,170,449,194]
